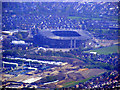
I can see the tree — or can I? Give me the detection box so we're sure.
[2,38,11,49]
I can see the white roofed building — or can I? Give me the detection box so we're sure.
[11,40,27,45]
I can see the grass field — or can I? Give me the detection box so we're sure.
[68,16,101,20]
[62,70,107,88]
[86,45,119,55]
[62,76,94,88]
[68,16,117,21]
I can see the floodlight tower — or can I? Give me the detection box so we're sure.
[27,28,33,38]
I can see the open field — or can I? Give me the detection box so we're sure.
[62,77,93,88]
[68,16,101,20]
[85,45,119,55]
[68,16,117,21]
[62,69,106,88]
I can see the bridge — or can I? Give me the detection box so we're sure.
[3,61,18,67]
[3,57,67,66]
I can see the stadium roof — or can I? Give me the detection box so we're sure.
[38,29,92,40]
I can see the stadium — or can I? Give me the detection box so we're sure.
[33,29,92,48]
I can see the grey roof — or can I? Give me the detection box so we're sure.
[38,29,92,40]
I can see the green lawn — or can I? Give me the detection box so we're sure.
[86,45,119,55]
[68,16,101,20]
[62,71,107,88]
[62,77,93,88]
[68,16,117,21]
